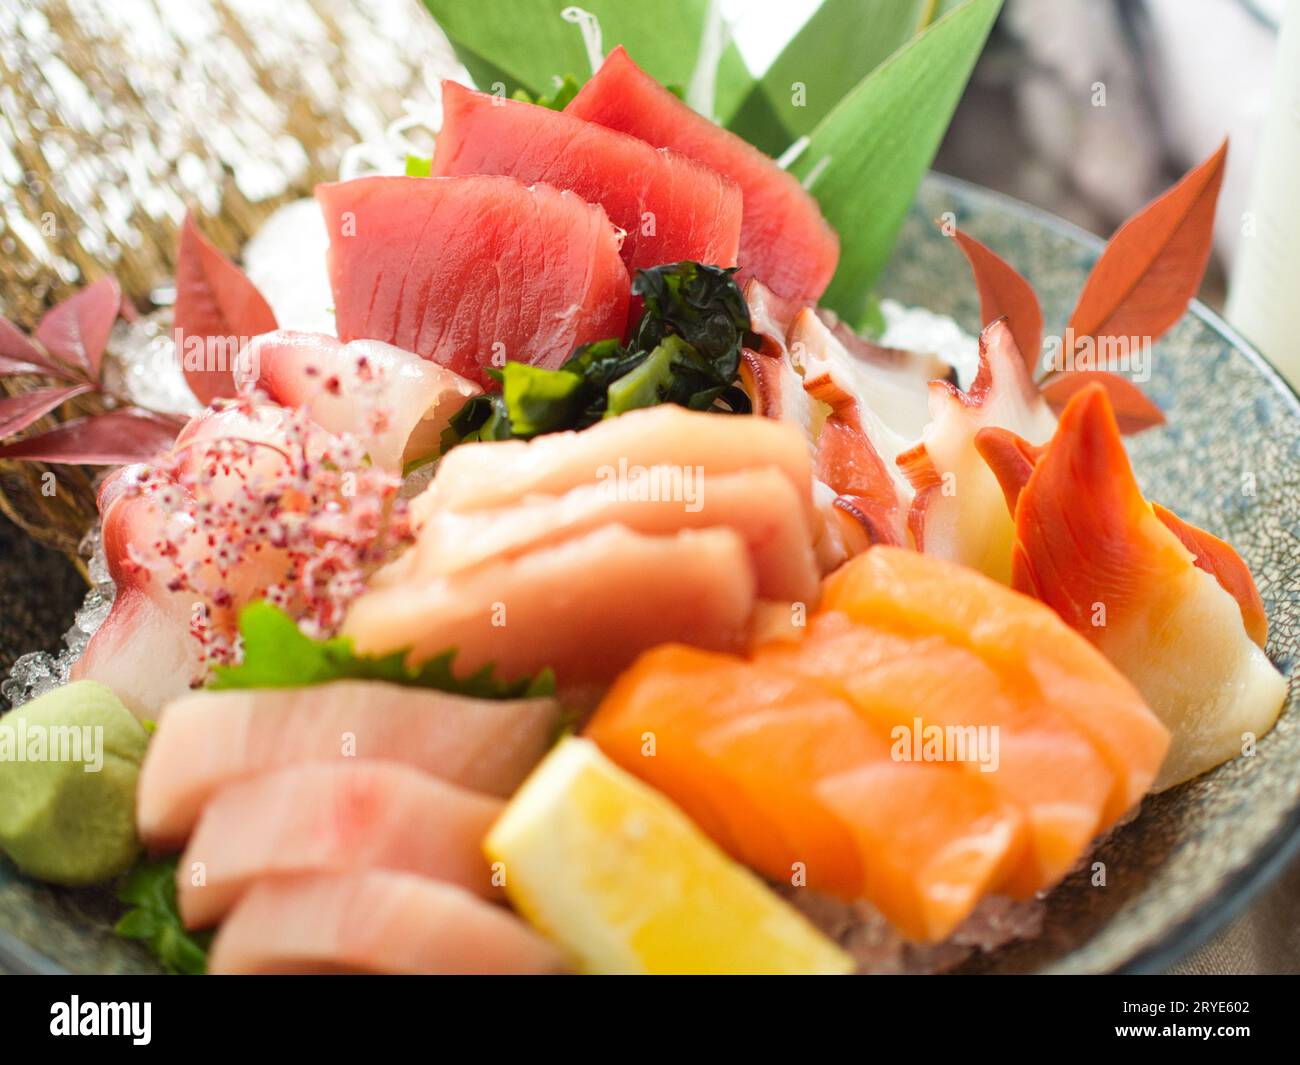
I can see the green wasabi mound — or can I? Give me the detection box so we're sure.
[0,680,149,886]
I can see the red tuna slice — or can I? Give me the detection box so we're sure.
[316,175,630,388]
[432,81,742,274]
[137,681,560,849]
[178,761,502,929]
[209,870,565,975]
[567,46,839,304]
[239,330,480,472]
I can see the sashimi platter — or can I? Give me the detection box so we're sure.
[0,1,1296,976]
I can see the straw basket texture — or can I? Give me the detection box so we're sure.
[0,0,450,558]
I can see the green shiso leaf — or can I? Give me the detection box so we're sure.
[114,855,210,976]
[512,73,584,110]
[727,0,935,154]
[788,0,1003,327]
[422,0,754,120]
[208,601,554,699]
[404,154,433,177]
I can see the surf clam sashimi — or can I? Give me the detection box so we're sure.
[981,384,1286,790]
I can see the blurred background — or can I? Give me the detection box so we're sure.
[0,0,1291,318]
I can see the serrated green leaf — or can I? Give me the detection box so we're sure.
[727,0,932,154]
[790,0,1003,327]
[208,601,554,700]
[422,0,754,120]
[512,73,584,110]
[114,856,211,976]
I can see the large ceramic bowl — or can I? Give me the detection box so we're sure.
[2,172,1298,974]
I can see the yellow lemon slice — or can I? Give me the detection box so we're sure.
[484,737,853,975]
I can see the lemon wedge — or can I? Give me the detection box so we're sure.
[484,737,853,975]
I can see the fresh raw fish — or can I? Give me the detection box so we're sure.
[344,525,758,686]
[566,46,839,304]
[898,318,1057,581]
[586,547,1167,940]
[72,405,306,716]
[208,870,565,975]
[177,761,502,928]
[432,81,742,273]
[238,330,479,472]
[316,175,630,387]
[819,546,1170,816]
[586,644,1025,941]
[757,612,1118,895]
[419,405,814,528]
[136,680,560,848]
[985,384,1285,790]
[406,465,819,603]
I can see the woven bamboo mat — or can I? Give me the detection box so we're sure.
[0,0,453,554]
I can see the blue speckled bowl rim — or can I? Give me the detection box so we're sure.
[4,173,1298,976]
[929,172,1300,974]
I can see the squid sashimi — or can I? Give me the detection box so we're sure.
[419,405,815,528]
[432,81,742,273]
[344,525,757,685]
[586,645,1025,941]
[406,466,818,603]
[566,46,839,304]
[178,761,502,929]
[983,384,1285,790]
[899,318,1058,582]
[136,681,559,848]
[208,871,565,975]
[239,330,479,472]
[819,546,1170,814]
[316,175,630,387]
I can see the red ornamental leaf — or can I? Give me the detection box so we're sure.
[0,408,179,465]
[949,226,1043,375]
[173,211,278,406]
[35,276,122,382]
[1038,369,1165,434]
[0,318,64,377]
[0,384,94,439]
[1068,139,1228,350]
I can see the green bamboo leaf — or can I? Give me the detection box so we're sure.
[423,1,754,120]
[727,0,933,155]
[790,0,1003,327]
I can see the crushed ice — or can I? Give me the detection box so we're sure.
[2,527,115,710]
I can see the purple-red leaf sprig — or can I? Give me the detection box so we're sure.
[0,276,183,466]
